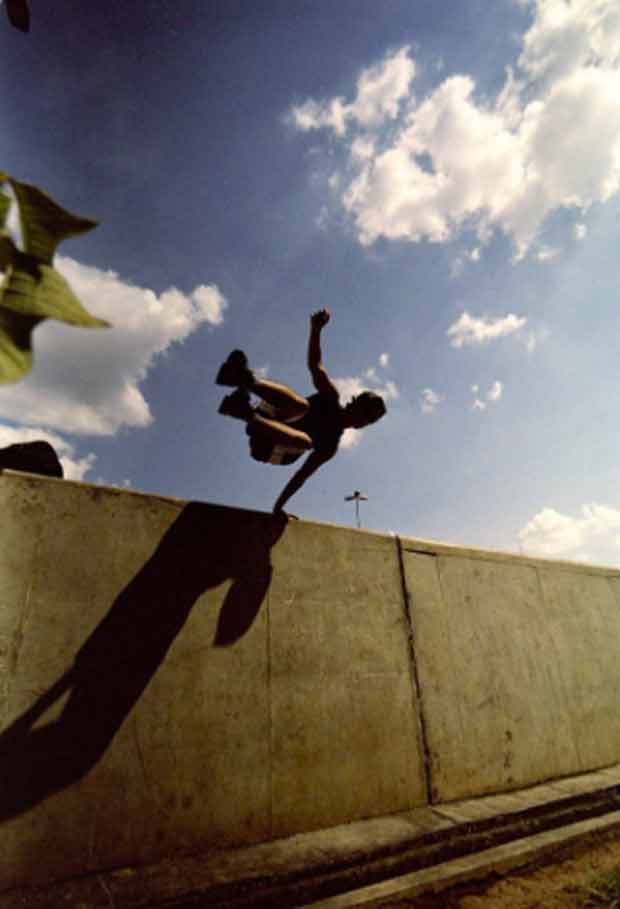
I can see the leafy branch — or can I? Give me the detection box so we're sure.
[0,174,109,383]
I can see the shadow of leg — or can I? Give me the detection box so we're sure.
[213,566,273,647]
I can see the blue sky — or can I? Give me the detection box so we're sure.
[2,0,620,564]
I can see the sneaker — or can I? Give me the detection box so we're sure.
[218,388,254,421]
[215,350,254,387]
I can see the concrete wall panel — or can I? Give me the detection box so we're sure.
[0,474,426,891]
[404,550,578,800]
[536,568,620,770]
[402,543,620,802]
[268,522,427,837]
[0,475,273,889]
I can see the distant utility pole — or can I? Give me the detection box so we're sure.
[345,490,368,529]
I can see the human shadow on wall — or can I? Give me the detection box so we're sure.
[0,502,286,822]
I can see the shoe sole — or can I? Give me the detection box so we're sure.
[216,351,249,386]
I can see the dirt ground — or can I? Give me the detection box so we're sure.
[373,828,620,908]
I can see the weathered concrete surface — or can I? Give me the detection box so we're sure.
[401,540,620,802]
[0,471,425,891]
[4,470,620,893]
[268,520,426,837]
[3,764,620,908]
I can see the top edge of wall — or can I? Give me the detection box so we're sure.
[397,534,620,577]
[2,469,619,577]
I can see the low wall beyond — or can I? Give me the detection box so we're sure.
[2,471,620,890]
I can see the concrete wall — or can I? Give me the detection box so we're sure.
[0,472,426,891]
[401,541,620,802]
[2,472,620,891]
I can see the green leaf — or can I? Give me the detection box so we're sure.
[0,191,10,229]
[0,259,109,327]
[9,179,98,264]
[0,177,108,382]
[0,306,39,383]
[0,234,17,271]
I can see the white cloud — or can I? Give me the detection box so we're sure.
[471,380,502,411]
[291,97,349,136]
[519,503,620,566]
[330,367,397,450]
[365,352,391,379]
[291,0,620,256]
[190,284,228,325]
[0,424,95,481]
[452,246,482,276]
[517,0,620,86]
[420,387,444,414]
[340,427,361,449]
[290,46,415,136]
[447,311,527,347]
[351,46,416,127]
[350,137,376,162]
[575,221,588,240]
[0,257,228,435]
[334,373,399,404]
[382,380,399,400]
[536,245,560,261]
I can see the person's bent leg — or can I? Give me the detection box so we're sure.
[251,379,309,421]
[250,414,312,450]
[216,351,308,421]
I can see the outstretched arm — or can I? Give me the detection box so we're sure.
[273,450,329,514]
[308,309,339,398]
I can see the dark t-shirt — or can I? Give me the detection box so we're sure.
[294,391,345,458]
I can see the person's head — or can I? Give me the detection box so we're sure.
[344,391,386,429]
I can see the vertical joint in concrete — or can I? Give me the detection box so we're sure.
[395,537,433,806]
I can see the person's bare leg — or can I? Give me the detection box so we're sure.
[251,379,308,421]
[216,350,308,420]
[251,414,312,450]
